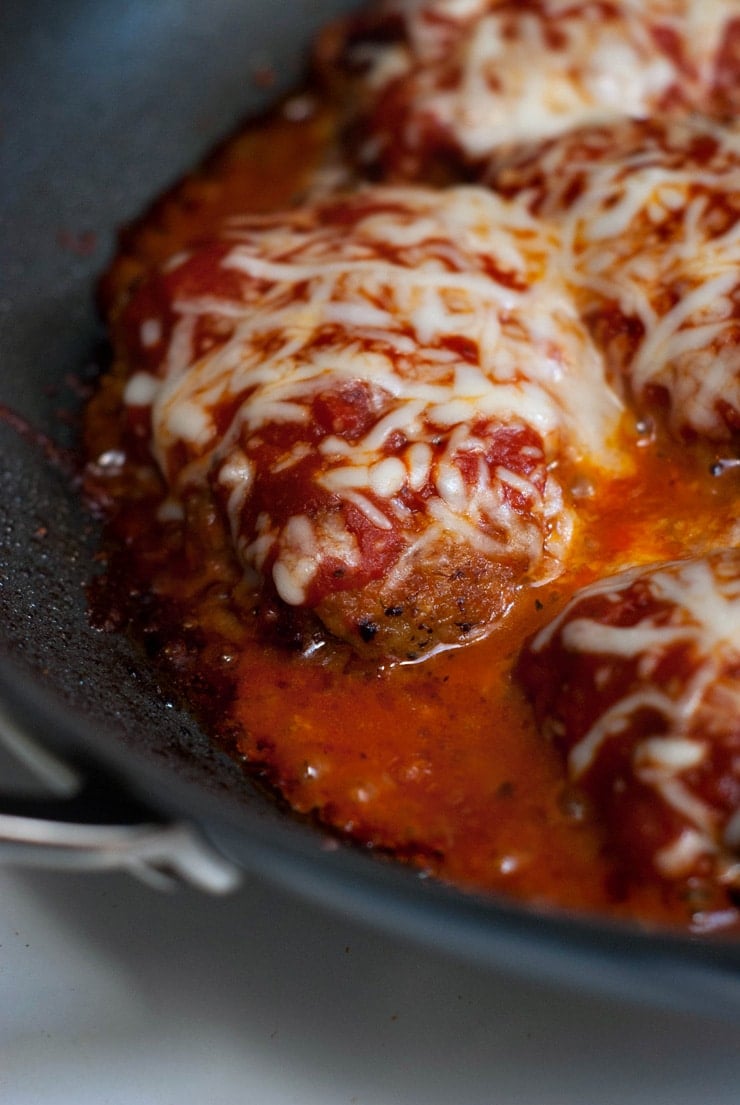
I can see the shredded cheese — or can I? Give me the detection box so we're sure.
[496,117,740,440]
[124,185,622,613]
[342,0,739,169]
[528,553,740,880]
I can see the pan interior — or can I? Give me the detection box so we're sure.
[0,0,356,807]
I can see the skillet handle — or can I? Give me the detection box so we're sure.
[0,804,241,893]
[0,705,241,894]
[0,810,241,892]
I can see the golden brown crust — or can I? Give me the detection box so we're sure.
[316,542,522,659]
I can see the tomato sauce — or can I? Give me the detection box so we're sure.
[84,93,740,934]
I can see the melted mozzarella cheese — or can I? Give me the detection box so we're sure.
[347,0,738,166]
[530,553,740,877]
[500,117,740,440]
[124,185,622,608]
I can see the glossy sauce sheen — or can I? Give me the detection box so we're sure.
[86,99,740,933]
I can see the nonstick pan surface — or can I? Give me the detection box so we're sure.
[2,0,740,1017]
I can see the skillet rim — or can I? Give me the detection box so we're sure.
[2,0,740,1020]
[2,646,740,1021]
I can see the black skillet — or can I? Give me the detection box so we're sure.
[2,0,740,1016]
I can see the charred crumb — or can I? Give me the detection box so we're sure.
[358,618,379,642]
[257,599,328,654]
